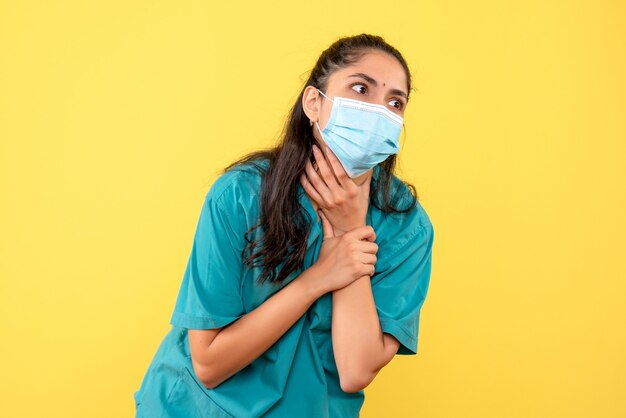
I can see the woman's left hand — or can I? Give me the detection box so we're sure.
[300,144,372,237]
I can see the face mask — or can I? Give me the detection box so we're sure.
[314,88,403,178]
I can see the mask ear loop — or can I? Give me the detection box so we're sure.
[314,121,324,141]
[316,88,334,103]
[310,88,332,130]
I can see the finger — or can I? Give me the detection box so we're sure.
[312,160,320,176]
[318,209,334,239]
[323,146,353,190]
[356,241,378,254]
[304,160,334,206]
[300,173,324,206]
[347,225,376,242]
[358,252,377,266]
[358,264,376,278]
[362,224,376,242]
[312,144,341,191]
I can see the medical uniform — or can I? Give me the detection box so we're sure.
[133,159,434,418]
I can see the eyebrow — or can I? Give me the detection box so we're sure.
[346,72,408,100]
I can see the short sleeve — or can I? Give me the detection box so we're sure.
[371,219,434,355]
[169,185,247,330]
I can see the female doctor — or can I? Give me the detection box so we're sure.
[134,33,435,418]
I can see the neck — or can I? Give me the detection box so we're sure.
[303,191,321,220]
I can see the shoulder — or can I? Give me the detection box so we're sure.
[372,172,434,264]
[205,158,268,208]
[199,158,268,242]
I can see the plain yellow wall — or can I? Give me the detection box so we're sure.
[1,1,624,417]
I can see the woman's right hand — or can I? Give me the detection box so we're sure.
[311,210,378,294]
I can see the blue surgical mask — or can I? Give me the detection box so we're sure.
[314,88,403,178]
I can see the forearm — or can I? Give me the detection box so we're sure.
[331,273,387,392]
[197,266,326,388]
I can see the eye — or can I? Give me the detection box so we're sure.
[388,98,404,110]
[350,83,368,95]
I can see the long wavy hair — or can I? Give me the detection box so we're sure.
[221,33,420,287]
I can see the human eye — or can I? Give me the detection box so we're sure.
[350,82,368,95]
[388,98,404,110]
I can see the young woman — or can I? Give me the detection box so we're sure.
[133,33,435,418]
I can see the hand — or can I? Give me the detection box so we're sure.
[311,210,378,294]
[300,144,372,236]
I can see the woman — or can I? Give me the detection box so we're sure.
[134,33,435,418]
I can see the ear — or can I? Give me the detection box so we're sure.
[302,85,321,126]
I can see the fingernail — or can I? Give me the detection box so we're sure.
[312,145,319,153]
[326,147,334,156]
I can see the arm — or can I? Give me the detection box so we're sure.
[330,202,435,376]
[326,217,436,391]
[330,229,401,393]
[331,276,401,393]
[189,265,326,389]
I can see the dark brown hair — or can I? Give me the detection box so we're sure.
[222,33,419,286]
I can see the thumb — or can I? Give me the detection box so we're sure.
[318,209,334,239]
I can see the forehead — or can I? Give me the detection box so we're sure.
[328,50,407,91]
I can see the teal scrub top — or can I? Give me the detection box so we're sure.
[133,159,434,418]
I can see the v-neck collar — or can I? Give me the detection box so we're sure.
[297,183,323,248]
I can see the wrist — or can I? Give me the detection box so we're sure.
[301,264,328,299]
[334,221,367,237]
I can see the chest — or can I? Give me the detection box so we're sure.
[239,231,332,332]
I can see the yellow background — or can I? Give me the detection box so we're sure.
[1,1,624,417]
